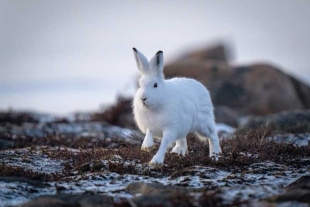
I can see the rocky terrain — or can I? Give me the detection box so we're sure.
[0,109,309,207]
[1,44,310,207]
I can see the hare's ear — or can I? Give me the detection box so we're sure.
[149,50,164,75]
[133,48,149,74]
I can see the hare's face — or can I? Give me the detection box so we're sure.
[136,75,165,110]
[133,48,165,110]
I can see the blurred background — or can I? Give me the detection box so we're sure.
[1,0,310,114]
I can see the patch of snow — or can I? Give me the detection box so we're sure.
[0,148,64,175]
[0,121,142,145]
[0,158,308,207]
[268,133,310,146]
[0,181,56,207]
[221,185,277,204]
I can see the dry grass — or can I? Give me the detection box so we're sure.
[0,132,133,149]
[0,163,62,181]
[0,128,309,182]
[43,130,310,179]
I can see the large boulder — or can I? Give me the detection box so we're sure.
[289,76,310,108]
[179,44,229,62]
[266,175,310,204]
[236,109,310,134]
[123,182,222,207]
[164,61,309,116]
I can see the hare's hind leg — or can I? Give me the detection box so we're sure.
[197,123,221,157]
[170,137,188,156]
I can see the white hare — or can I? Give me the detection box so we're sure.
[132,48,222,167]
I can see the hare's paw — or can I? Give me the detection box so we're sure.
[141,145,154,152]
[209,139,222,160]
[149,161,163,168]
[210,153,221,161]
[141,138,154,152]
[141,133,154,152]
[170,145,187,156]
[149,155,164,168]
[210,148,222,161]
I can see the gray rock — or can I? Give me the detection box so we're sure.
[266,175,310,204]
[129,195,194,207]
[0,177,48,188]
[19,194,113,207]
[286,175,310,191]
[125,182,222,207]
[236,110,310,134]
[179,44,230,62]
[270,189,310,203]
[126,182,200,196]
[289,76,310,109]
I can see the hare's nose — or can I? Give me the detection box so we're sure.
[142,97,147,102]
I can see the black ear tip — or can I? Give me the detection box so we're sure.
[133,48,137,52]
[156,50,163,55]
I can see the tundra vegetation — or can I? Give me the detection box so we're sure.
[1,45,310,206]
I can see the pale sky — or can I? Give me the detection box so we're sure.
[1,0,310,114]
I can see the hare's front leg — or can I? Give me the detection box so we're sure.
[141,129,154,152]
[170,137,188,156]
[150,130,177,167]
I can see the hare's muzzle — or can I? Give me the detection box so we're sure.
[142,97,147,105]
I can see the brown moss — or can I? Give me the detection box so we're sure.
[1,129,309,182]
[0,132,131,150]
[0,163,61,181]
[43,130,310,178]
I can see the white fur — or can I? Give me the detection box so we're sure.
[132,48,222,167]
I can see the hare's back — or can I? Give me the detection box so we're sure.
[167,77,211,100]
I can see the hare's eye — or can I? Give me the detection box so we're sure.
[154,83,158,88]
